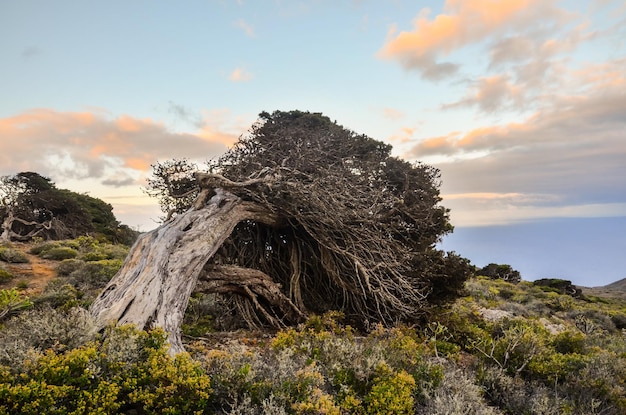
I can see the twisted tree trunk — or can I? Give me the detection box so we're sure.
[89,188,286,354]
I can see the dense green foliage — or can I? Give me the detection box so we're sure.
[0,326,212,415]
[477,263,521,284]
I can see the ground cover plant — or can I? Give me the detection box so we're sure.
[1,261,625,413]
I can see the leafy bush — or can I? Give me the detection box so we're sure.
[41,246,78,260]
[611,313,626,330]
[49,257,124,305]
[32,237,129,264]
[364,363,416,415]
[29,241,63,255]
[0,246,29,263]
[0,326,212,415]
[0,288,32,322]
[55,259,86,276]
[477,263,521,284]
[0,306,94,369]
[417,367,500,415]
[80,243,129,262]
[0,268,13,283]
[35,280,83,309]
[197,314,444,414]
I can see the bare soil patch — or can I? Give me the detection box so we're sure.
[1,242,57,295]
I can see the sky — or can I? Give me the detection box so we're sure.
[1,0,625,286]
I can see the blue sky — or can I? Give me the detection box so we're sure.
[1,0,625,286]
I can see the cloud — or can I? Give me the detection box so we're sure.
[442,75,523,113]
[234,19,255,37]
[405,63,626,225]
[382,107,405,120]
[378,0,568,78]
[229,67,253,82]
[0,109,234,187]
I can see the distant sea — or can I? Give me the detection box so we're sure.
[439,216,626,287]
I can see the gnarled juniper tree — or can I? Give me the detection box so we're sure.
[90,110,471,353]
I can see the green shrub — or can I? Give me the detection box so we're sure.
[0,288,32,322]
[570,312,612,335]
[55,259,86,276]
[35,280,83,309]
[611,313,626,330]
[0,268,13,283]
[0,247,29,263]
[0,306,94,369]
[471,318,546,376]
[0,326,212,415]
[416,367,500,415]
[64,259,122,303]
[80,243,128,262]
[29,241,61,255]
[41,246,78,260]
[551,330,586,354]
[477,366,565,414]
[364,363,416,415]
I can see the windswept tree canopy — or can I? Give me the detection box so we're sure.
[145,110,471,328]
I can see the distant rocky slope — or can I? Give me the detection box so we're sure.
[580,277,626,300]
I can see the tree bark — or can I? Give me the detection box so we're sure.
[89,188,279,354]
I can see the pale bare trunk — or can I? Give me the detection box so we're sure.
[89,189,276,354]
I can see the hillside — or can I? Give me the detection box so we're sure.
[581,277,626,301]
[1,239,625,414]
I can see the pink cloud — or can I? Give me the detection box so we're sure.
[0,109,233,187]
[229,67,253,82]
[377,0,569,78]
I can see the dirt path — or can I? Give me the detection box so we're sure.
[2,243,57,295]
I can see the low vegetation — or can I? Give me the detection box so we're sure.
[0,238,624,414]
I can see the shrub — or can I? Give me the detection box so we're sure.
[35,280,83,309]
[364,363,416,415]
[41,246,78,260]
[551,330,586,354]
[0,306,94,369]
[65,259,123,302]
[477,263,521,284]
[0,288,32,322]
[80,243,129,262]
[0,246,29,263]
[0,268,13,283]
[477,366,565,414]
[533,278,583,298]
[0,326,212,415]
[471,319,546,376]
[29,241,61,255]
[571,310,616,334]
[417,367,500,415]
[611,313,626,330]
[55,258,85,276]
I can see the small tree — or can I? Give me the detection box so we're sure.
[478,263,521,284]
[0,172,55,241]
[0,172,137,243]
